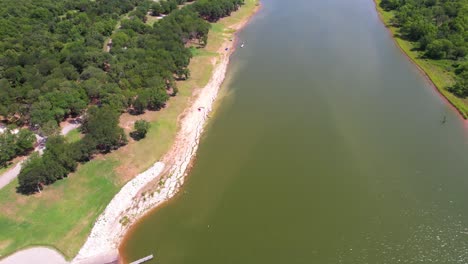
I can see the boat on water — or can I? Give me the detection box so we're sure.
[241,42,245,48]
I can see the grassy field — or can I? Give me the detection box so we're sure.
[374,0,468,119]
[0,0,259,260]
[65,128,82,144]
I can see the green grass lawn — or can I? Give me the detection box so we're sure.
[0,0,260,260]
[65,128,82,143]
[374,0,468,119]
[189,46,218,57]
[0,159,119,258]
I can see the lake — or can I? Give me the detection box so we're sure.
[121,0,468,263]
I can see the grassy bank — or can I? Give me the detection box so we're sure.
[0,0,259,260]
[374,0,468,119]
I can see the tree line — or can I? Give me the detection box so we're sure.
[0,129,36,167]
[18,106,127,194]
[0,0,138,127]
[12,0,245,194]
[380,0,467,98]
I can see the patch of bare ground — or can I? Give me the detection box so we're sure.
[0,240,11,252]
[119,110,160,133]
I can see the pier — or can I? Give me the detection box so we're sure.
[129,254,154,264]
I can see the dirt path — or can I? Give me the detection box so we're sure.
[60,119,81,135]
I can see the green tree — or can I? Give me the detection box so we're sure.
[40,120,60,137]
[152,3,164,16]
[426,39,453,59]
[43,136,77,173]
[147,87,169,110]
[133,92,149,114]
[30,101,55,127]
[17,153,46,194]
[131,119,150,140]
[448,79,467,98]
[70,136,97,162]
[82,106,127,152]
[15,129,36,155]
[0,131,17,166]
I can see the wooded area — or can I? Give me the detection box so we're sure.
[0,0,245,193]
[380,0,467,98]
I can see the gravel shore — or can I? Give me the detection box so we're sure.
[73,30,239,263]
[0,5,259,263]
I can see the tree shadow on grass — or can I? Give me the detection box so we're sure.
[129,131,144,141]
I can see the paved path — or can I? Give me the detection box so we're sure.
[0,247,68,264]
[0,162,24,190]
[0,122,80,190]
[61,122,80,136]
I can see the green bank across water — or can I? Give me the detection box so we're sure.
[121,0,468,263]
[374,0,468,119]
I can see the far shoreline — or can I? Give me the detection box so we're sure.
[373,0,468,121]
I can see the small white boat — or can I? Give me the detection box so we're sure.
[241,42,245,48]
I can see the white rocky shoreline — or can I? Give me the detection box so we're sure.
[73,36,237,263]
[0,5,259,263]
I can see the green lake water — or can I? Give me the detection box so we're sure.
[121,0,468,263]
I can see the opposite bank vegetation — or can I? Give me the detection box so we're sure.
[0,0,258,260]
[375,0,468,119]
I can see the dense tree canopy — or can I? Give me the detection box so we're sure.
[0,129,35,167]
[11,0,245,193]
[81,106,127,152]
[194,0,244,21]
[0,0,225,127]
[0,0,137,126]
[380,0,468,97]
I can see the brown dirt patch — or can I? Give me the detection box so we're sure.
[119,110,160,133]
[0,240,11,252]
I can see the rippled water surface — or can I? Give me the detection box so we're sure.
[121,0,468,263]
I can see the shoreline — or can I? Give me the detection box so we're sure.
[372,0,468,121]
[73,3,261,263]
